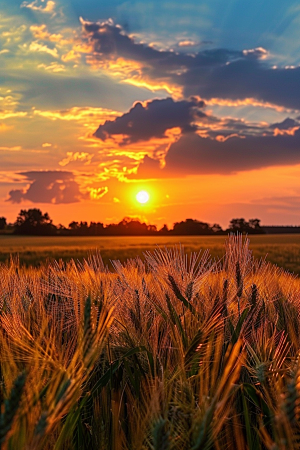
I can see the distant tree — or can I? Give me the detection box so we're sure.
[14,209,56,235]
[69,221,79,231]
[147,224,157,234]
[228,217,264,234]
[158,224,169,235]
[228,218,250,234]
[0,217,6,230]
[89,222,104,236]
[78,221,88,235]
[172,219,212,235]
[56,223,67,235]
[105,217,156,236]
[248,218,264,233]
[118,217,151,235]
[211,223,223,234]
[68,221,92,235]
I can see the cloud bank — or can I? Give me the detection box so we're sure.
[137,128,300,177]
[82,19,300,110]
[7,171,85,204]
[94,97,205,144]
[80,19,300,179]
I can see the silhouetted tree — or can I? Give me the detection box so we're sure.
[211,223,223,234]
[0,217,6,230]
[78,222,89,235]
[105,217,156,236]
[158,224,169,235]
[69,221,79,231]
[172,219,213,235]
[228,218,264,234]
[14,209,56,235]
[89,222,104,236]
[228,218,250,233]
[248,218,264,233]
[68,221,91,235]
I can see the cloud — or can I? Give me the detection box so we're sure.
[7,171,85,204]
[94,97,205,144]
[269,117,300,130]
[0,112,27,120]
[37,62,65,72]
[81,18,241,75]
[81,19,300,110]
[29,41,58,58]
[242,47,269,59]
[33,106,119,123]
[136,129,300,177]
[178,40,198,47]
[29,24,64,43]
[88,186,108,200]
[59,152,93,167]
[21,0,56,14]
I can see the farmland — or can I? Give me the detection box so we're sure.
[1,233,300,274]
[2,235,300,449]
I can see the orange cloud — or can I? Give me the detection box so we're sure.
[33,106,120,123]
[0,146,22,152]
[178,40,197,47]
[88,186,108,200]
[0,111,27,121]
[215,133,245,142]
[30,24,63,42]
[205,97,295,113]
[61,50,81,63]
[273,126,300,136]
[59,152,93,167]
[83,51,181,96]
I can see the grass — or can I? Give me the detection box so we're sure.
[1,234,300,275]
[1,235,300,448]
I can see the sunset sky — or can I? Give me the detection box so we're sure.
[1,0,300,228]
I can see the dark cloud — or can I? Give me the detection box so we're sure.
[136,130,300,177]
[81,18,242,69]
[94,97,205,143]
[181,60,300,111]
[7,171,85,204]
[269,117,300,130]
[84,19,300,178]
[82,19,300,110]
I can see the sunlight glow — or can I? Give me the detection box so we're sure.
[136,190,150,204]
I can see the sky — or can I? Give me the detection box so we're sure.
[1,0,300,228]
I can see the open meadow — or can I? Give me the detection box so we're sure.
[1,235,300,449]
[1,233,300,274]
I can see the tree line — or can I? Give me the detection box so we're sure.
[0,209,265,236]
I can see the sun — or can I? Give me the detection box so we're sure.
[136,190,150,204]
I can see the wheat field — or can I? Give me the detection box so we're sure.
[1,234,300,274]
[1,235,300,449]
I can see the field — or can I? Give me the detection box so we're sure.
[1,234,300,274]
[2,235,300,449]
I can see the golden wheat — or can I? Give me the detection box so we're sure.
[0,235,300,449]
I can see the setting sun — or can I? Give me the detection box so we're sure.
[136,190,150,204]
